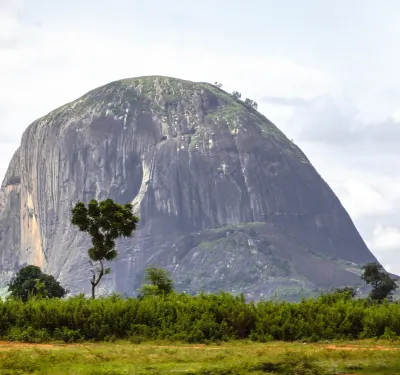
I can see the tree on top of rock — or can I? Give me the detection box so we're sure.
[232,91,242,100]
[244,98,258,110]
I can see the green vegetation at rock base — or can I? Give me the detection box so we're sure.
[139,266,174,297]
[1,290,400,345]
[8,265,67,302]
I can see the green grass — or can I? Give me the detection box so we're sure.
[0,340,400,374]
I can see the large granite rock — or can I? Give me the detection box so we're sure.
[0,76,378,300]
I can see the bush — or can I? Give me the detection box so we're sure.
[7,265,67,301]
[1,290,400,343]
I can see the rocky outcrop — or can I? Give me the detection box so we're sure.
[0,76,378,299]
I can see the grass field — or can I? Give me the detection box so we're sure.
[1,340,400,375]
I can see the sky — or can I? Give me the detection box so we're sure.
[1,0,400,273]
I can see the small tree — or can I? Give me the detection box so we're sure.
[361,262,398,302]
[214,82,223,88]
[71,198,139,299]
[244,98,258,110]
[139,266,174,297]
[232,91,242,100]
[8,265,67,301]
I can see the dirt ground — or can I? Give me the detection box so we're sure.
[324,344,399,351]
[0,340,398,351]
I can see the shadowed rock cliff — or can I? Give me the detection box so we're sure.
[0,76,378,300]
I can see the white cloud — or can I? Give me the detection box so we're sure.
[391,109,400,122]
[370,225,400,252]
[0,0,36,48]
[366,225,400,273]
[283,95,400,274]
[339,180,393,220]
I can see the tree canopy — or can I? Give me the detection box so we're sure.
[244,98,258,110]
[334,286,357,299]
[232,91,242,100]
[139,266,174,297]
[361,262,398,302]
[7,265,67,301]
[71,198,139,298]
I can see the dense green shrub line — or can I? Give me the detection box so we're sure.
[1,292,399,343]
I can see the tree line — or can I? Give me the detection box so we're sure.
[2,289,400,343]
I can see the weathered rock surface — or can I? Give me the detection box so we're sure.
[0,76,378,300]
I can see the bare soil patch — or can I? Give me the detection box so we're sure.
[323,343,398,351]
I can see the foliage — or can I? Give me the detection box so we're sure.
[2,290,400,344]
[334,286,357,299]
[244,98,258,110]
[232,91,242,100]
[7,265,67,302]
[34,279,47,299]
[139,266,174,297]
[214,81,223,88]
[71,198,139,298]
[361,262,398,302]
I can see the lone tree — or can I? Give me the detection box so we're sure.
[139,266,174,297]
[361,262,398,302]
[8,265,67,301]
[72,198,139,299]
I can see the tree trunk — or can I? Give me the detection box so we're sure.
[91,260,104,299]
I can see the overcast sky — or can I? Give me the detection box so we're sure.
[1,0,400,273]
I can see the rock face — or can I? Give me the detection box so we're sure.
[0,76,378,300]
